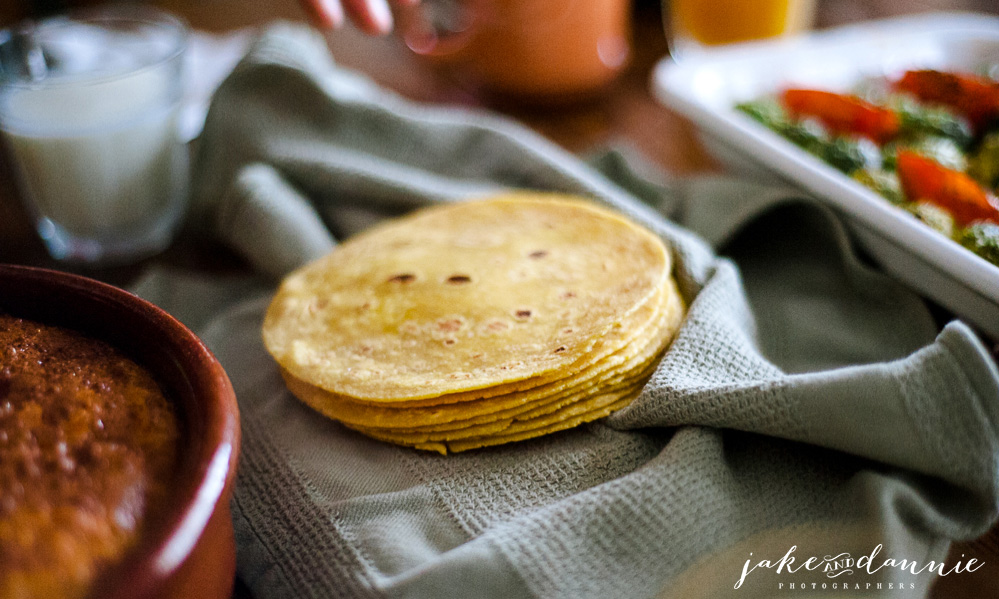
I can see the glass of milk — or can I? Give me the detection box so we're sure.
[0,5,189,265]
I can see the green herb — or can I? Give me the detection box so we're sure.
[852,168,904,205]
[882,136,967,172]
[969,131,999,190]
[960,222,999,266]
[890,95,973,147]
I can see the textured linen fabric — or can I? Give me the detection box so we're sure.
[135,23,999,599]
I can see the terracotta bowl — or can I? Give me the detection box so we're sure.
[0,264,240,599]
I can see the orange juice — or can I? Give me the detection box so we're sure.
[669,0,815,54]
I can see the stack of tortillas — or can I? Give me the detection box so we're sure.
[262,193,685,454]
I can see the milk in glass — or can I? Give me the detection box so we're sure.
[0,8,188,264]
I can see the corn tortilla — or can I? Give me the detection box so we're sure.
[365,393,642,455]
[263,194,671,402]
[350,351,662,443]
[341,285,680,432]
[280,276,683,430]
[264,193,687,454]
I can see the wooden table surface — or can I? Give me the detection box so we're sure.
[2,1,999,597]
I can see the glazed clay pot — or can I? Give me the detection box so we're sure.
[0,264,240,599]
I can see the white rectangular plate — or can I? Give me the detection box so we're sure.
[652,12,999,338]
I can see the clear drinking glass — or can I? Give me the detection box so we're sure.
[0,5,189,265]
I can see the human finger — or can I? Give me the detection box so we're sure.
[300,0,345,29]
[341,0,394,35]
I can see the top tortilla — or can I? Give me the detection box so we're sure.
[262,193,671,402]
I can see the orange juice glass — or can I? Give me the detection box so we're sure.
[667,0,816,59]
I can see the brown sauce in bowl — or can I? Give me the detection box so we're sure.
[0,314,179,599]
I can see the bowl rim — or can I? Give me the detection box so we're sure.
[0,264,240,599]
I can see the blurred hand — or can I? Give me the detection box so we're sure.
[299,0,420,35]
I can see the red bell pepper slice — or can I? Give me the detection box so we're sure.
[781,88,900,144]
[894,69,999,132]
[896,150,999,226]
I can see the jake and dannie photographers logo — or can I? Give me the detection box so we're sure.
[734,545,984,591]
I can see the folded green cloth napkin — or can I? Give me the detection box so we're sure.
[139,23,999,598]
